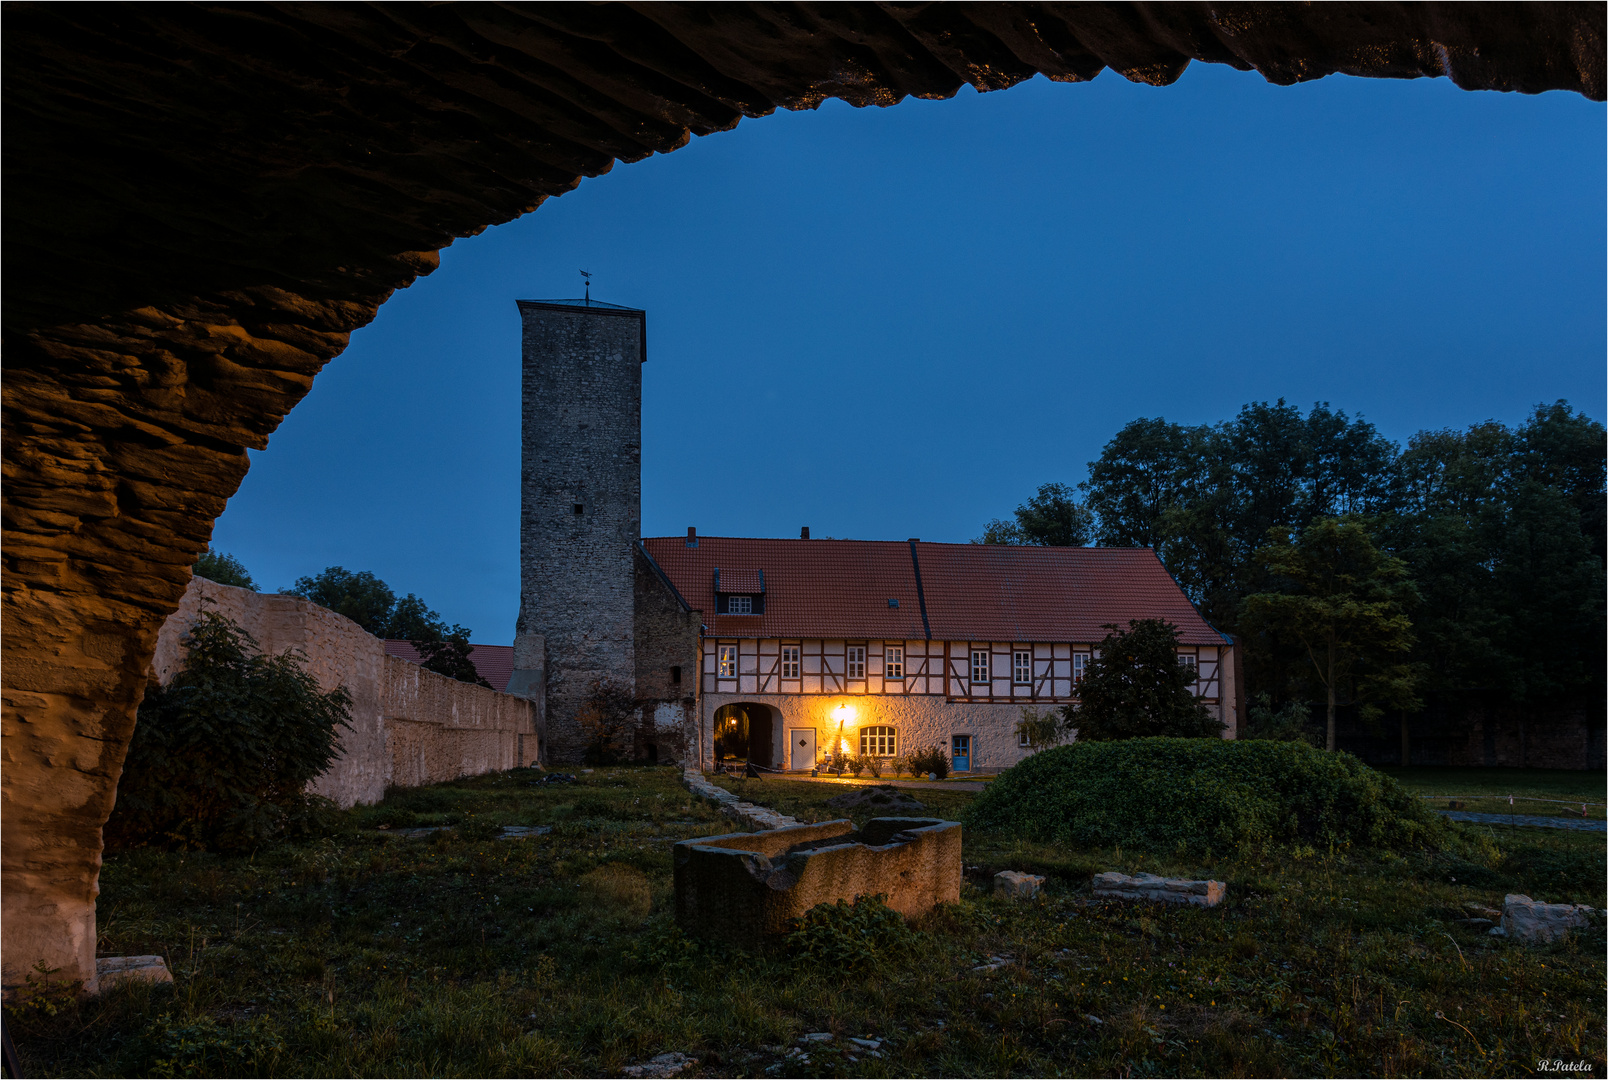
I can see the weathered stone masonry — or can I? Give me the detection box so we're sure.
[515,300,645,764]
[154,578,538,806]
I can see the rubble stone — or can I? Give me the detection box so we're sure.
[1092,872,1226,908]
[994,871,1045,899]
[95,956,172,990]
[621,1052,694,1078]
[1492,894,1597,944]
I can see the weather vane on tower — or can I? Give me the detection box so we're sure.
[580,269,591,304]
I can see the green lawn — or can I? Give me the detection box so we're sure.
[8,765,1604,1078]
[1380,767,1607,820]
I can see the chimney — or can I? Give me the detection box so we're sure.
[686,526,698,548]
[800,526,810,540]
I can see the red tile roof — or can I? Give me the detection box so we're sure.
[383,641,515,691]
[717,568,764,593]
[640,537,1225,645]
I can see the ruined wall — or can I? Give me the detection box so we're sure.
[516,301,643,764]
[154,578,537,806]
[635,544,701,762]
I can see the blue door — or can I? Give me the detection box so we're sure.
[951,734,971,772]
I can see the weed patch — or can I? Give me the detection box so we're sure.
[9,764,1602,1078]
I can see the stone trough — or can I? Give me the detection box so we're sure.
[673,818,962,948]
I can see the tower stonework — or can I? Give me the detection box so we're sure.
[513,299,645,764]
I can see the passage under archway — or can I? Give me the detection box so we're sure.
[713,703,776,769]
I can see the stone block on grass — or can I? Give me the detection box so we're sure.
[994,871,1045,899]
[1490,894,1598,944]
[674,817,962,947]
[96,955,173,990]
[1092,871,1225,908]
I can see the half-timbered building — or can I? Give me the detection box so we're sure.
[638,534,1238,773]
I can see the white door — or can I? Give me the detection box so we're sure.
[789,728,816,771]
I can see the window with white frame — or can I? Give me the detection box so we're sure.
[718,644,737,678]
[1073,652,1089,684]
[1179,652,1198,685]
[970,650,990,684]
[781,645,801,678]
[727,595,753,614]
[846,645,866,679]
[884,646,904,679]
[1013,650,1032,684]
[860,725,897,757]
[1018,728,1032,747]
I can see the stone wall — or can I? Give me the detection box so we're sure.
[700,690,1052,774]
[634,544,701,762]
[154,578,538,807]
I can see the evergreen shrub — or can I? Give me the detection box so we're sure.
[964,738,1447,855]
[908,745,950,780]
[105,610,351,852]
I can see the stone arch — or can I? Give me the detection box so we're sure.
[2,5,1602,993]
[712,702,780,771]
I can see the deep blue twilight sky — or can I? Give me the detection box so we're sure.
[210,63,1605,643]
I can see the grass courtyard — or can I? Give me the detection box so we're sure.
[7,764,1604,1078]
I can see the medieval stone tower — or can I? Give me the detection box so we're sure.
[512,298,646,764]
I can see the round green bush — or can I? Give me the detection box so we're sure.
[965,738,1447,855]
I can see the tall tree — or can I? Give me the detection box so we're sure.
[192,548,257,591]
[1241,518,1420,751]
[285,566,490,685]
[1066,619,1223,741]
[287,567,397,637]
[1082,417,1200,549]
[974,482,1094,547]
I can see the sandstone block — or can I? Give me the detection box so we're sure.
[1492,894,1597,944]
[674,817,962,947]
[96,955,172,990]
[1092,871,1225,908]
[994,871,1045,899]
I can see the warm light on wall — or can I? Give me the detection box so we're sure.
[831,703,854,724]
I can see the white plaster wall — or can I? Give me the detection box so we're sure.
[700,691,1057,774]
[151,577,537,806]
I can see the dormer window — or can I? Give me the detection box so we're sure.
[715,567,765,615]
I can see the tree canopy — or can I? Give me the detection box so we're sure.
[1067,619,1223,741]
[1241,518,1420,751]
[192,548,257,590]
[284,566,489,686]
[974,482,1094,547]
[985,398,1603,747]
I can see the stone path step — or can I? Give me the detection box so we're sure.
[683,768,801,831]
[1436,810,1605,832]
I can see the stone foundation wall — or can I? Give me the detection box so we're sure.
[154,577,537,806]
[699,691,1053,773]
